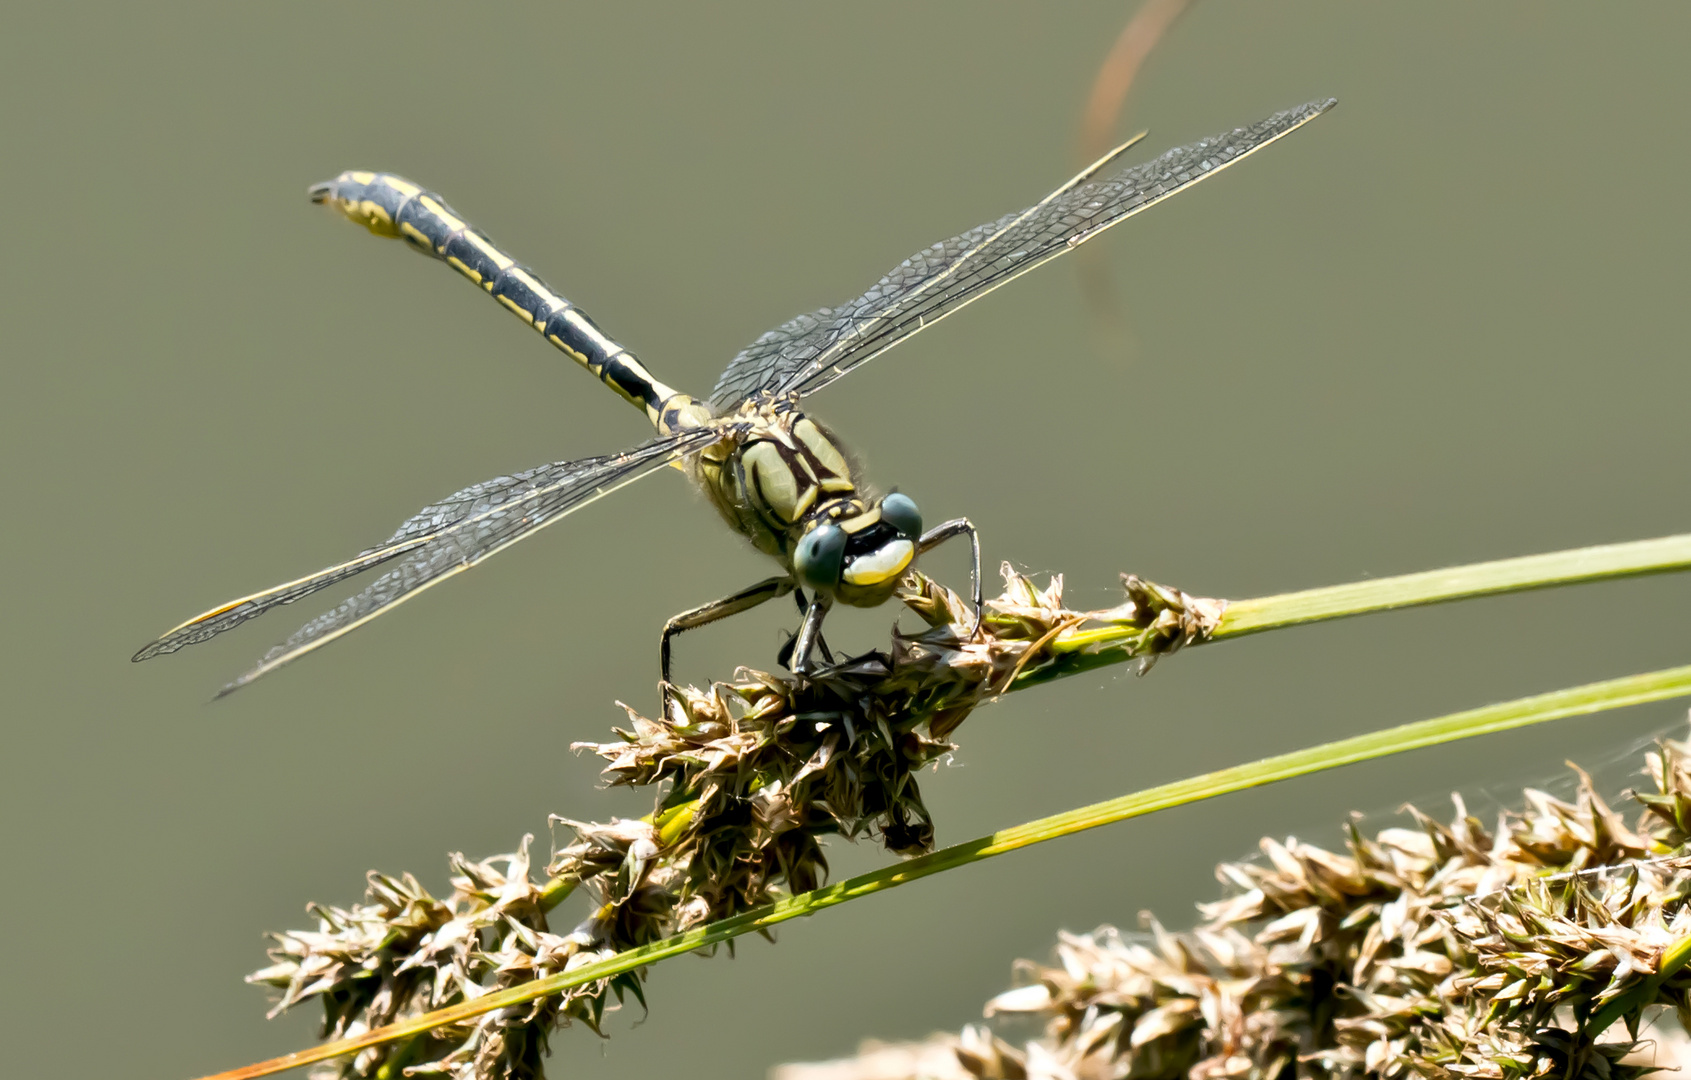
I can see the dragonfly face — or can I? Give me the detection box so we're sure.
[132,99,1335,695]
[795,493,924,609]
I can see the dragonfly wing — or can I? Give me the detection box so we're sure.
[708,99,1333,409]
[709,306,839,413]
[131,542,425,661]
[133,429,716,689]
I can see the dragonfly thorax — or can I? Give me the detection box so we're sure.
[688,397,923,607]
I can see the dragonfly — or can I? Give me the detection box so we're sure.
[133,98,1335,697]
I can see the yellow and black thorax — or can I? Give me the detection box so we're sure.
[689,397,915,607]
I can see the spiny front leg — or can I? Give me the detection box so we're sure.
[785,593,835,676]
[776,586,836,670]
[917,518,983,639]
[660,576,794,706]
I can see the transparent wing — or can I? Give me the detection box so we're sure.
[709,99,1334,409]
[133,428,719,693]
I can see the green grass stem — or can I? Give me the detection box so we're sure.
[1026,533,1691,688]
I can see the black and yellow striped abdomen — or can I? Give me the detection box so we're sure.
[310,171,694,429]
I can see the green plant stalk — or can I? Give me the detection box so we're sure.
[1029,533,1691,688]
[198,662,1691,1080]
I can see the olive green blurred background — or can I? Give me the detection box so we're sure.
[3,3,1688,1077]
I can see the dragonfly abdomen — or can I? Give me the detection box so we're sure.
[310,170,685,427]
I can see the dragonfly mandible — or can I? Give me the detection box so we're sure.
[133,99,1336,696]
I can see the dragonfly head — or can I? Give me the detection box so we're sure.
[794,493,923,607]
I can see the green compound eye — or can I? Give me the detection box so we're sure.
[794,524,847,591]
[879,492,922,539]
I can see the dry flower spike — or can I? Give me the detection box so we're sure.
[780,729,1691,1080]
[249,565,1219,1080]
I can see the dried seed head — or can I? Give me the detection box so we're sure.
[250,566,1212,1078]
[780,724,1691,1080]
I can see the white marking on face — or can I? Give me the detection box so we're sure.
[841,538,914,586]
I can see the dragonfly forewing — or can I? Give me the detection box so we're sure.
[135,429,718,691]
[131,544,426,662]
[709,99,1335,408]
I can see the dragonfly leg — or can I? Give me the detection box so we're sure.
[661,576,794,690]
[787,593,836,676]
[917,518,983,640]
[781,587,836,667]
